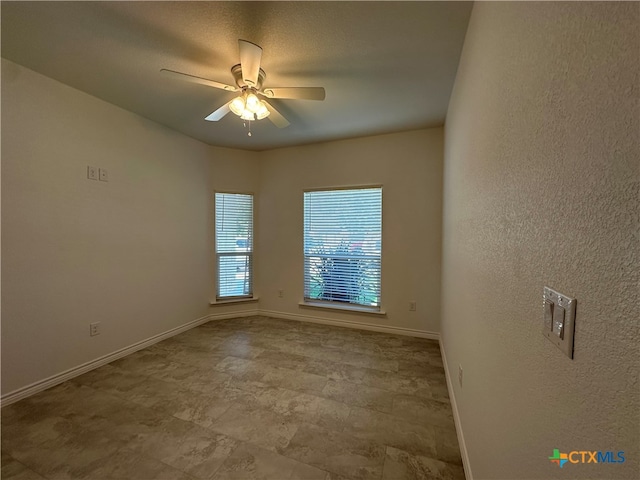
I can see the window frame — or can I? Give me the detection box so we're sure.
[302,185,383,312]
[214,191,254,301]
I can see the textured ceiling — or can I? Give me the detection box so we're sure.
[1,1,472,151]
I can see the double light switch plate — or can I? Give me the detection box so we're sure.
[543,286,576,358]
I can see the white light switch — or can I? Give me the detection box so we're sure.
[552,304,565,339]
[544,300,553,331]
[543,286,576,358]
[99,168,109,182]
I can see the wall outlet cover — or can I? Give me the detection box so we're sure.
[89,322,101,336]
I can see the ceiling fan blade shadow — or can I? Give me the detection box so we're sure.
[205,100,233,121]
[238,39,262,87]
[262,87,325,101]
[264,100,290,128]
[160,69,237,92]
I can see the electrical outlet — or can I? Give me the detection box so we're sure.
[87,165,98,180]
[409,301,416,311]
[90,322,101,336]
[278,289,284,298]
[458,365,463,387]
[98,168,109,182]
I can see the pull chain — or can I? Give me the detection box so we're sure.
[243,120,252,137]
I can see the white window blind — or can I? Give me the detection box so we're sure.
[304,187,382,309]
[215,192,253,299]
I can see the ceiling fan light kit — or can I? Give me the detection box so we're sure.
[229,89,271,121]
[161,39,325,137]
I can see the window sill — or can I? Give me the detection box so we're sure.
[210,297,259,306]
[298,301,386,316]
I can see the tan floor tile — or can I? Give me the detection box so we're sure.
[164,349,230,370]
[108,349,172,374]
[1,452,47,480]
[3,382,103,429]
[216,378,289,410]
[214,356,271,381]
[360,330,405,348]
[255,350,311,371]
[213,442,326,480]
[320,335,384,356]
[302,358,369,384]
[210,403,299,453]
[305,358,440,401]
[391,394,456,429]
[169,392,235,429]
[125,418,238,479]
[79,399,177,444]
[360,368,435,399]
[323,472,354,480]
[279,423,385,480]
[343,406,438,459]
[290,461,331,480]
[382,446,465,480]
[72,364,151,401]
[397,359,444,378]
[434,426,464,466]
[75,447,194,480]
[321,379,394,413]
[259,366,328,394]
[7,424,124,479]
[215,340,266,360]
[104,376,185,410]
[2,416,77,454]
[272,391,351,431]
[146,361,232,395]
[2,316,460,480]
[334,350,399,373]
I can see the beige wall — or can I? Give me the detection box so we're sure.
[442,2,639,479]
[1,59,258,395]
[257,129,443,334]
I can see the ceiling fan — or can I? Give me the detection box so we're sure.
[161,39,325,131]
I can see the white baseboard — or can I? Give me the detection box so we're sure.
[208,308,259,321]
[259,309,439,340]
[439,338,473,480]
[0,308,258,407]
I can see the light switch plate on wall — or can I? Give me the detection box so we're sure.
[543,286,576,358]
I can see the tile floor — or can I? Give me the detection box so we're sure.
[1,316,465,480]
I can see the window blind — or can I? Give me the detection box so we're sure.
[215,192,253,299]
[303,187,382,309]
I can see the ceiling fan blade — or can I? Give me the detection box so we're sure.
[262,87,326,101]
[205,101,232,121]
[264,101,290,128]
[238,39,262,87]
[160,69,237,92]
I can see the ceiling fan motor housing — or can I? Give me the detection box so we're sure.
[231,64,266,90]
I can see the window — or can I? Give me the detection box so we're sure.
[303,187,382,309]
[215,192,253,299]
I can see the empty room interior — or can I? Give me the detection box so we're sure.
[1,2,638,480]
